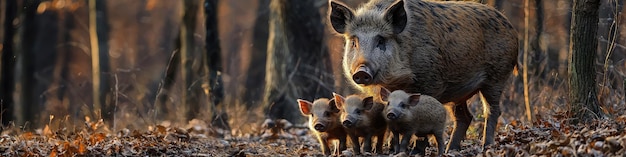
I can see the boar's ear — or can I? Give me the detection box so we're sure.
[379,87,391,102]
[362,96,374,110]
[384,0,407,34]
[328,99,341,113]
[297,99,313,115]
[332,93,345,109]
[408,94,421,106]
[329,0,354,34]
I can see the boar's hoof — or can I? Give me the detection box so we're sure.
[313,124,325,131]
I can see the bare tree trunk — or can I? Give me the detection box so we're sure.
[181,0,201,121]
[522,0,533,124]
[15,0,41,128]
[89,0,113,124]
[532,0,545,78]
[568,0,603,123]
[1,0,17,126]
[494,0,504,10]
[244,0,270,109]
[264,0,335,122]
[204,0,229,129]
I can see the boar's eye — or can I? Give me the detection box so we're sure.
[350,37,358,48]
[376,35,386,51]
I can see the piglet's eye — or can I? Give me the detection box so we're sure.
[324,111,331,117]
[351,37,358,48]
[355,109,361,114]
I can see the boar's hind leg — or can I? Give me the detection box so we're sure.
[446,102,472,151]
[479,86,503,149]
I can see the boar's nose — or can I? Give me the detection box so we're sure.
[314,124,325,131]
[387,112,398,120]
[352,65,373,85]
[342,120,353,128]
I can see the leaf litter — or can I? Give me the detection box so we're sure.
[0,115,625,156]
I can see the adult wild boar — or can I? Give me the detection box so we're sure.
[328,0,518,151]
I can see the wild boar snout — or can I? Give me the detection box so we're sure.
[313,123,326,132]
[342,120,354,128]
[387,112,398,120]
[352,65,373,85]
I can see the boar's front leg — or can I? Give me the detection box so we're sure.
[362,134,373,153]
[391,131,400,154]
[338,135,347,153]
[399,131,414,153]
[375,131,385,153]
[410,135,428,155]
[319,136,331,155]
[348,132,361,154]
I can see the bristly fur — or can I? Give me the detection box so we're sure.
[384,90,448,155]
[330,0,518,152]
[334,93,387,154]
[298,98,347,155]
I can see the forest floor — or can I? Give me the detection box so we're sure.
[1,115,625,156]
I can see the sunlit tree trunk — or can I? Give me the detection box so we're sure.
[1,0,17,126]
[264,0,335,122]
[568,0,603,123]
[522,0,533,124]
[89,0,113,124]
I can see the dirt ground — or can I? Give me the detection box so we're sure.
[1,115,625,157]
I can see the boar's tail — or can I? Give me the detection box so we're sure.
[513,61,524,77]
[512,65,519,77]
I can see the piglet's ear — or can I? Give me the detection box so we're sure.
[363,96,374,110]
[379,86,391,102]
[384,0,407,34]
[297,99,313,116]
[408,94,421,106]
[329,0,354,34]
[328,99,340,113]
[332,92,345,109]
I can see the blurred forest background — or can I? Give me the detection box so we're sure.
[0,0,624,135]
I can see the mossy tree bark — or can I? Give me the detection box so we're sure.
[568,0,603,123]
